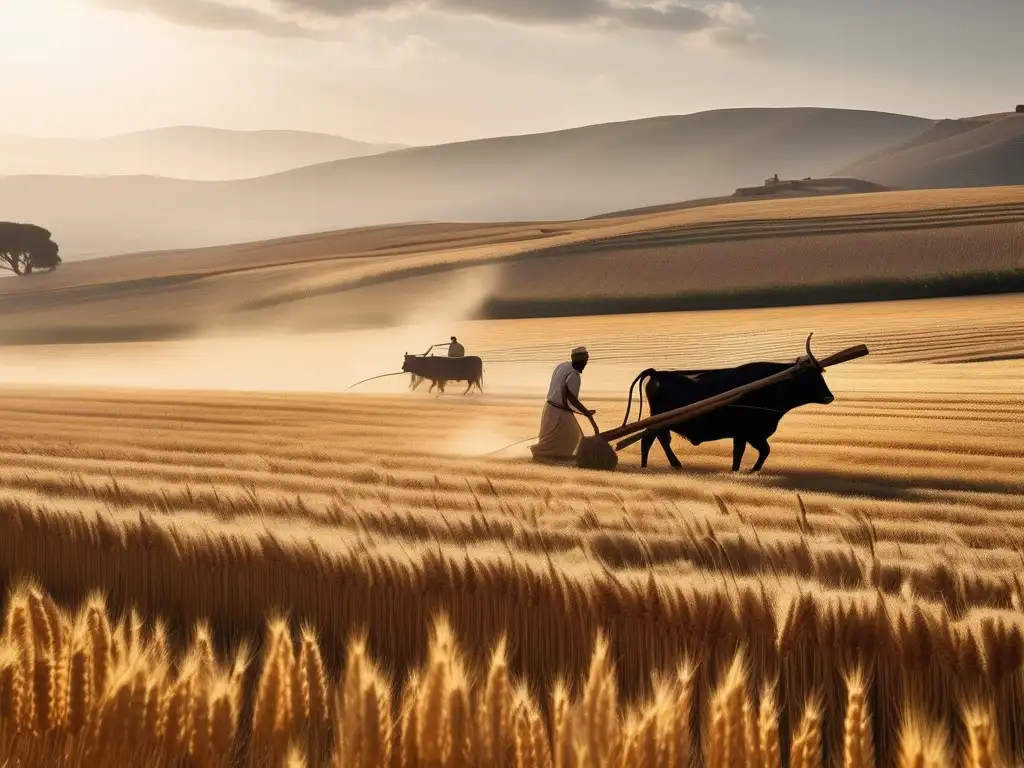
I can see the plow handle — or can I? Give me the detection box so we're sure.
[610,343,869,452]
[817,343,869,368]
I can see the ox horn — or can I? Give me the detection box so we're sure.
[805,333,823,370]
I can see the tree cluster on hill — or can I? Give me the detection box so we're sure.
[0,221,61,275]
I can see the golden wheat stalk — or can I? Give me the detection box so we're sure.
[619,711,641,766]
[7,594,36,733]
[662,660,693,768]
[0,645,22,731]
[251,619,292,761]
[446,671,473,765]
[513,686,551,768]
[398,670,423,768]
[416,624,450,766]
[790,697,823,768]
[965,705,998,768]
[341,638,368,764]
[335,635,393,768]
[287,743,310,768]
[65,632,93,736]
[190,671,214,767]
[296,626,330,765]
[210,680,239,767]
[480,638,512,766]
[550,680,572,768]
[896,714,950,768]
[144,672,166,746]
[86,597,113,705]
[843,668,874,768]
[192,623,217,688]
[706,651,752,768]
[89,668,135,762]
[579,634,618,766]
[160,671,194,762]
[758,684,781,768]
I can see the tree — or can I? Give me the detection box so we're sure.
[0,222,62,275]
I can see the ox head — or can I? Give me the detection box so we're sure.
[402,354,424,390]
[796,333,834,405]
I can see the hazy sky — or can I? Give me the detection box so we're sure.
[2,0,1021,145]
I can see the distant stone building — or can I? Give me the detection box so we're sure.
[1017,104,1024,114]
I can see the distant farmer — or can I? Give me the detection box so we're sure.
[448,336,465,357]
[530,346,595,462]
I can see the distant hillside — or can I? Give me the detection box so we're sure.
[587,177,891,220]
[0,108,932,260]
[1,187,1022,346]
[835,114,1024,189]
[0,127,405,181]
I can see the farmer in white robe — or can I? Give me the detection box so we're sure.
[530,347,595,461]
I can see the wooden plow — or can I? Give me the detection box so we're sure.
[574,338,870,471]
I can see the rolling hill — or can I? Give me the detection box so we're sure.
[0,108,933,259]
[0,126,405,181]
[585,177,892,220]
[835,113,1024,189]
[2,187,1021,346]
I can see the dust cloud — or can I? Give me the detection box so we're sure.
[0,323,550,459]
[0,328,433,394]
[431,410,540,459]
[393,263,502,329]
[0,256,605,459]
[0,262,509,396]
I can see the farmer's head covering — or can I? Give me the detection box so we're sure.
[451,336,457,341]
[571,346,589,361]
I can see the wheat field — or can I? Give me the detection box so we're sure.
[0,291,1021,766]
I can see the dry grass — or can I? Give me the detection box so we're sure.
[0,582,1010,767]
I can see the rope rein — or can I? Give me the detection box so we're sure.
[343,371,406,392]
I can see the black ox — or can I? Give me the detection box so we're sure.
[402,354,484,395]
[621,335,834,472]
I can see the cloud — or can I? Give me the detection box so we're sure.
[700,2,766,48]
[95,0,320,37]
[99,0,762,41]
[707,1,754,27]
